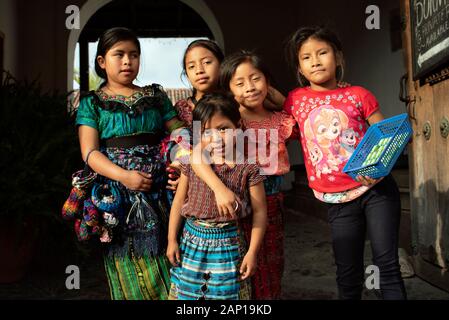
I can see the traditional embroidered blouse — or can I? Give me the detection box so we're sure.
[76,84,178,140]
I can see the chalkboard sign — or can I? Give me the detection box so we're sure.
[410,0,449,80]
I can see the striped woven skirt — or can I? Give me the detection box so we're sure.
[101,144,171,300]
[169,218,251,300]
[103,253,171,300]
[241,176,285,300]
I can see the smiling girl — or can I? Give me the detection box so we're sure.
[166,92,267,300]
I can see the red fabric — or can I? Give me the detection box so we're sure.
[242,111,298,176]
[179,162,265,222]
[242,192,284,300]
[174,99,193,126]
[284,86,380,193]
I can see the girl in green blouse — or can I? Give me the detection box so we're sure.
[76,27,184,300]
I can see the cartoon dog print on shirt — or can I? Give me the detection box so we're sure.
[339,128,359,157]
[307,140,339,178]
[304,106,349,177]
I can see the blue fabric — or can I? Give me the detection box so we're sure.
[263,175,284,195]
[170,219,247,300]
[101,144,170,259]
[76,85,177,140]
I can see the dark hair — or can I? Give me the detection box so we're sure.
[219,50,273,92]
[192,91,241,133]
[181,39,225,98]
[285,26,344,86]
[94,27,141,83]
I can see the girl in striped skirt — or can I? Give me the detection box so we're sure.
[190,51,298,299]
[166,92,267,300]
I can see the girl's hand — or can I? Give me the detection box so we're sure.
[263,86,285,111]
[166,166,180,191]
[356,175,377,186]
[120,170,152,191]
[166,240,181,267]
[214,186,238,217]
[166,175,180,191]
[240,251,257,280]
[170,160,182,171]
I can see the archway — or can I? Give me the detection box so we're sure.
[66,0,224,92]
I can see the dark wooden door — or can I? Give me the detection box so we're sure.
[0,32,4,76]
[401,0,449,291]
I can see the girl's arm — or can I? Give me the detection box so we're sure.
[240,181,267,280]
[263,86,286,111]
[166,172,189,266]
[164,116,186,190]
[367,111,385,125]
[190,143,238,217]
[79,125,152,191]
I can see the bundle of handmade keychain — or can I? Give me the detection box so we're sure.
[62,167,122,243]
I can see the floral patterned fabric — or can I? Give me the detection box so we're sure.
[174,99,194,127]
[312,177,383,203]
[101,144,170,259]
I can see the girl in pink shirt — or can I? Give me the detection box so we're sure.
[284,25,406,299]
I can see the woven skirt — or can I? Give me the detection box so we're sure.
[241,176,285,300]
[169,219,251,300]
[100,144,171,300]
[103,253,171,300]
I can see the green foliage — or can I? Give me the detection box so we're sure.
[73,67,103,91]
[0,72,89,256]
[0,73,80,218]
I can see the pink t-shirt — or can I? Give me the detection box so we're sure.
[284,86,380,194]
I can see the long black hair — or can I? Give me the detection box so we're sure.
[192,91,241,133]
[285,26,345,86]
[182,39,225,99]
[94,27,141,84]
[219,50,273,92]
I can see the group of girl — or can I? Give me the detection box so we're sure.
[74,26,406,300]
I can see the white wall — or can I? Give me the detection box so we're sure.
[293,0,406,118]
[281,0,405,190]
[0,0,18,77]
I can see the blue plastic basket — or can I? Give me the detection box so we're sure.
[342,113,413,179]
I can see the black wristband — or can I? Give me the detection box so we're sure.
[85,149,98,166]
